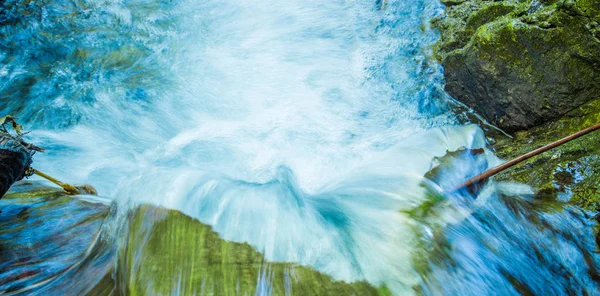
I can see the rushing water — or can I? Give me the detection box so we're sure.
[1,0,599,295]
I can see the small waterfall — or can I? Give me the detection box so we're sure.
[0,0,598,294]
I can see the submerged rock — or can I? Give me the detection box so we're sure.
[0,0,175,128]
[433,0,600,132]
[118,205,390,295]
[0,182,390,295]
[0,182,112,295]
[410,146,600,294]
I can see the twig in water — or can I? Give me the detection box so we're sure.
[449,122,600,194]
[32,168,82,195]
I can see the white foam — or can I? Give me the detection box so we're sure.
[27,0,486,293]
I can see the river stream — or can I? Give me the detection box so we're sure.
[0,0,598,295]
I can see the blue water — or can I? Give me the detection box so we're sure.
[1,0,599,294]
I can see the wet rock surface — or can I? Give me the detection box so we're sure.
[433,0,600,132]
[411,149,600,295]
[0,182,112,295]
[0,182,390,295]
[121,205,390,295]
[493,99,600,211]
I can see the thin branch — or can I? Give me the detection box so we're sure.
[449,122,600,194]
[32,168,81,195]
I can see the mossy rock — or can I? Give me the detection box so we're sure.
[0,182,390,295]
[116,205,391,296]
[433,0,600,131]
[493,99,600,211]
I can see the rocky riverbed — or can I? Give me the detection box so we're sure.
[433,0,600,211]
[433,0,600,132]
[1,0,599,294]
[0,182,390,295]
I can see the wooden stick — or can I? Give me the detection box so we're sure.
[449,122,600,193]
[32,168,81,195]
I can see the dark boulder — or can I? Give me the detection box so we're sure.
[0,122,41,197]
[433,0,600,132]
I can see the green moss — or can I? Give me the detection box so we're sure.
[432,0,600,131]
[2,183,390,295]
[118,205,390,296]
[465,3,517,33]
[431,0,528,61]
[493,99,600,211]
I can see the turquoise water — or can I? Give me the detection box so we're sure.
[1,0,599,294]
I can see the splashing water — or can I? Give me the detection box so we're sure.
[1,0,599,294]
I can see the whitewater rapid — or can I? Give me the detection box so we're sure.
[4,0,599,294]
[13,0,471,292]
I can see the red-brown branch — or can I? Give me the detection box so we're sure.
[450,122,600,193]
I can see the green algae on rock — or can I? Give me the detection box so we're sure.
[0,182,391,295]
[119,204,391,296]
[433,0,600,132]
[493,99,600,211]
[432,0,600,211]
